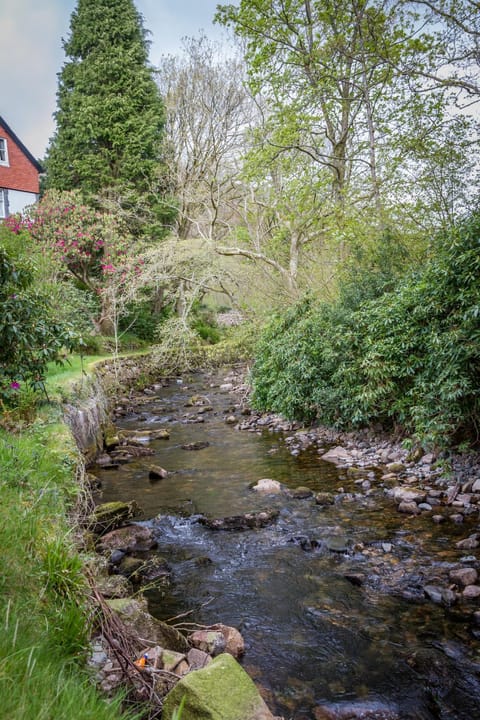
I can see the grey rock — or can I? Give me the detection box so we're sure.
[398,501,420,514]
[449,567,478,587]
[418,502,432,511]
[424,585,444,604]
[392,487,426,504]
[456,534,479,550]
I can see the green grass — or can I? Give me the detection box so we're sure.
[45,354,109,395]
[0,417,134,719]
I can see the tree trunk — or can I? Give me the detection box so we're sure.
[97,293,116,336]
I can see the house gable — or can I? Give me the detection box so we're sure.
[0,116,43,195]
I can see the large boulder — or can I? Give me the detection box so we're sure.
[162,652,278,720]
[106,597,188,653]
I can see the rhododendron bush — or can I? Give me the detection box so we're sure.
[24,190,144,334]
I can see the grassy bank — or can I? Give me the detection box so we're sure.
[0,363,134,719]
[0,330,254,718]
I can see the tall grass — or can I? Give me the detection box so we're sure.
[0,421,133,719]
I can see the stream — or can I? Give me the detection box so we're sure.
[92,369,480,719]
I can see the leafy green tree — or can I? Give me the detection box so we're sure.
[216,1,478,226]
[216,0,408,207]
[45,0,175,235]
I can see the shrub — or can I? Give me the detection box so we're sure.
[251,212,480,448]
[0,243,79,406]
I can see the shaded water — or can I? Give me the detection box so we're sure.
[94,371,480,719]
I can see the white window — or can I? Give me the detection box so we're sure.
[0,137,9,166]
[0,189,6,218]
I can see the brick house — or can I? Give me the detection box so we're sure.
[0,115,43,219]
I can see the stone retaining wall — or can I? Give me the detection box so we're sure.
[63,354,153,463]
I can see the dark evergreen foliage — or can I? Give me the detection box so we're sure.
[45,0,175,234]
[252,213,480,448]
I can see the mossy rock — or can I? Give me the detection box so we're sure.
[162,653,276,720]
[106,597,189,653]
[88,501,140,534]
[315,492,335,506]
[289,486,313,499]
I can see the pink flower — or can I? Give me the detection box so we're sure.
[10,381,20,390]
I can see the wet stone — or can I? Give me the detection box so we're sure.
[463,585,480,600]
[398,501,420,515]
[148,465,169,480]
[324,536,349,553]
[315,492,335,506]
[449,567,478,587]
[288,486,314,499]
[424,585,444,604]
[181,441,210,451]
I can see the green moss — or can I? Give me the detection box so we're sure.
[162,653,272,720]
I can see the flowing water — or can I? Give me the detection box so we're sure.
[93,370,480,719]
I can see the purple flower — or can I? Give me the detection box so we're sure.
[10,381,20,390]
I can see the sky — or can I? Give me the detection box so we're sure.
[0,0,233,159]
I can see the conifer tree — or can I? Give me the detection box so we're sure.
[46,0,174,234]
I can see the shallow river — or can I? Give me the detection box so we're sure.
[93,370,480,719]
